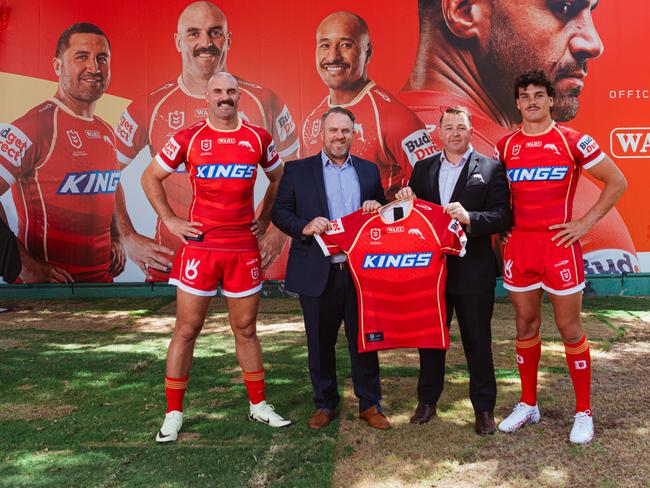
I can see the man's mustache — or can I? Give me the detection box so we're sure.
[194,45,220,57]
[217,100,234,107]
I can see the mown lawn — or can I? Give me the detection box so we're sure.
[0,297,648,487]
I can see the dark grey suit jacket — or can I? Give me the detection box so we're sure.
[409,151,511,295]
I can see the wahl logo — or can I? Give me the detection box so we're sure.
[610,127,650,158]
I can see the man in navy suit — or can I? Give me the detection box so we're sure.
[272,107,390,430]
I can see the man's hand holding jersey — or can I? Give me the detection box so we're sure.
[394,186,415,200]
[361,200,382,213]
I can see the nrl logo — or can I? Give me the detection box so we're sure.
[370,228,381,241]
[311,119,321,139]
[66,130,83,149]
[200,139,212,151]
[512,144,521,156]
[168,110,185,130]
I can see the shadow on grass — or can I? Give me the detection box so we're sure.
[0,328,341,488]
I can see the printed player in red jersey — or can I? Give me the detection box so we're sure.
[114,1,298,280]
[142,72,290,443]
[495,71,627,444]
[400,0,638,273]
[315,198,466,353]
[0,23,150,283]
[302,12,436,201]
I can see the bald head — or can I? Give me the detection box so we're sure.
[205,71,240,125]
[315,11,372,96]
[175,1,231,85]
[208,71,237,89]
[317,11,370,43]
[177,1,227,34]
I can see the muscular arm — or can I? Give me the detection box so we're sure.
[113,181,174,279]
[141,160,202,244]
[252,164,284,238]
[550,156,628,247]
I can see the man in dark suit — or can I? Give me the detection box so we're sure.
[272,106,390,430]
[396,106,511,434]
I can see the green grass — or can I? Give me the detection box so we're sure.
[0,327,339,487]
[0,296,647,487]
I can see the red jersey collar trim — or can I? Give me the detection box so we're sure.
[206,117,242,132]
[48,97,95,121]
[521,120,556,137]
[327,80,376,108]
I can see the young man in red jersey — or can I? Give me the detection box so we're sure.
[495,70,627,444]
[142,72,290,443]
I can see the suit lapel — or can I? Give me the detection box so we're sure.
[429,156,442,205]
[449,153,477,203]
[351,157,370,202]
[312,155,330,219]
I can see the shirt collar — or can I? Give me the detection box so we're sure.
[440,144,474,168]
[321,150,352,168]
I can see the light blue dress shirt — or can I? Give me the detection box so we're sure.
[321,150,361,263]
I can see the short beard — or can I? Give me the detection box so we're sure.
[478,8,580,124]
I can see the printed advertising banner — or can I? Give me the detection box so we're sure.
[0,0,648,284]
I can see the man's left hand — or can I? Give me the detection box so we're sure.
[109,239,127,277]
[362,200,382,213]
[549,219,592,248]
[258,225,289,269]
[444,202,470,225]
[124,232,175,279]
[251,219,269,239]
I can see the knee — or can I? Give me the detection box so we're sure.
[173,323,201,344]
[233,320,258,343]
[557,325,583,344]
[515,314,541,339]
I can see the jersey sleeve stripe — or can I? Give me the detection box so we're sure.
[582,151,605,170]
[263,158,282,173]
[314,234,331,256]
[155,154,176,173]
[278,139,300,158]
[0,164,16,185]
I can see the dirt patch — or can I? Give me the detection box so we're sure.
[0,404,77,421]
[333,307,649,488]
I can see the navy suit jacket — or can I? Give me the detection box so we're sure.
[272,154,387,297]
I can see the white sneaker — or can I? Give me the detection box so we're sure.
[248,401,291,427]
[569,411,594,444]
[498,402,541,433]
[155,410,183,443]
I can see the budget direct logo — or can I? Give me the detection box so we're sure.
[610,128,650,158]
[0,124,32,167]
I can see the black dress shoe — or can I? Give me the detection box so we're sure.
[475,411,496,435]
[410,403,436,424]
